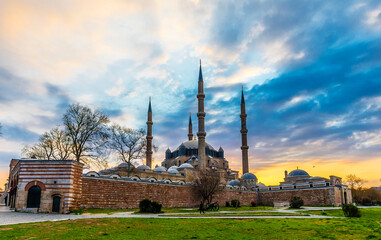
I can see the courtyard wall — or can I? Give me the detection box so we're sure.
[80,177,258,208]
[259,187,351,206]
[80,177,350,209]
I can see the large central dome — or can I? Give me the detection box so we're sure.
[176,140,216,151]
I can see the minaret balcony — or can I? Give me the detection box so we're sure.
[197,112,206,117]
[197,131,207,137]
[197,93,205,98]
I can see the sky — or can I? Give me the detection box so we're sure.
[0,0,381,188]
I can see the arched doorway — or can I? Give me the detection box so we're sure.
[27,186,41,208]
[344,191,348,204]
[52,196,61,213]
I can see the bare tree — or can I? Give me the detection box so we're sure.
[345,174,367,203]
[107,125,147,176]
[22,126,73,160]
[23,131,55,160]
[63,104,109,167]
[51,127,73,160]
[193,169,222,204]
[22,143,49,159]
[345,174,366,191]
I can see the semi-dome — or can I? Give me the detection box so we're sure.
[287,169,309,177]
[153,166,167,172]
[168,169,180,174]
[228,180,240,186]
[178,163,194,169]
[137,165,151,170]
[176,140,215,151]
[241,172,257,180]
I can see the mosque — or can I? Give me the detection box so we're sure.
[96,62,338,190]
[99,61,256,185]
[3,62,352,213]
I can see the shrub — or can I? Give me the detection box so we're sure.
[251,201,257,207]
[231,199,240,208]
[139,199,152,213]
[225,201,231,207]
[342,204,361,218]
[151,201,162,213]
[139,199,162,213]
[289,196,304,209]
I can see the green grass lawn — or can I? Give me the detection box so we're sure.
[71,208,138,215]
[2,208,380,239]
[162,211,309,217]
[73,206,275,215]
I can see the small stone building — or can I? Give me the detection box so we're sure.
[7,159,83,213]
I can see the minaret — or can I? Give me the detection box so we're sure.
[197,60,207,170]
[240,86,249,174]
[146,97,153,168]
[188,112,193,141]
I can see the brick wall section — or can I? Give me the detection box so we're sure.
[80,177,352,208]
[80,177,259,208]
[68,162,83,210]
[259,187,342,206]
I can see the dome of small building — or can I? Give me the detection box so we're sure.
[228,180,240,186]
[137,165,151,170]
[241,172,257,180]
[153,166,167,172]
[168,169,179,174]
[168,166,179,171]
[287,169,310,177]
[166,148,171,153]
[179,163,194,169]
[118,163,130,168]
[257,182,266,187]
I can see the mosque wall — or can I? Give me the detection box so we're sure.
[258,187,351,206]
[80,177,350,209]
[80,177,259,208]
[80,177,199,208]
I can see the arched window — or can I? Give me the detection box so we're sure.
[27,185,41,208]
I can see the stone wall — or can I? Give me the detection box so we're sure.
[259,187,347,206]
[80,177,351,209]
[80,177,258,208]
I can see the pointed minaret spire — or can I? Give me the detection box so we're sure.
[197,60,207,170]
[148,96,152,112]
[188,112,193,141]
[241,85,245,105]
[198,59,203,82]
[146,97,153,168]
[240,87,249,174]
